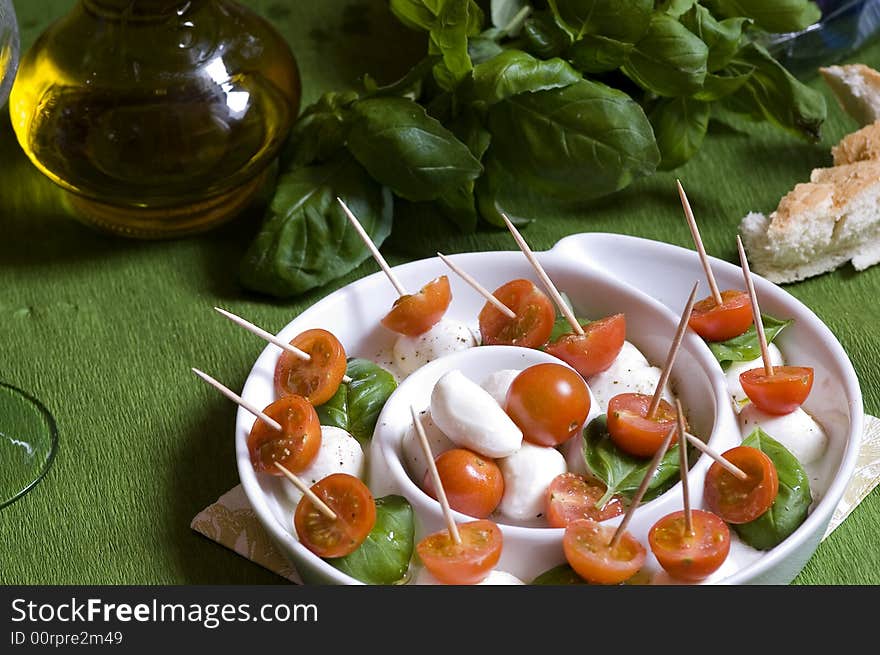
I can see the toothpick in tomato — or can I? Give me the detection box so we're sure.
[294,473,376,558]
[545,314,626,377]
[248,395,322,475]
[417,519,503,585]
[274,328,348,405]
[479,279,555,348]
[649,509,731,581]
[563,518,646,585]
[739,366,814,415]
[704,446,779,524]
[546,473,624,528]
[607,393,683,458]
[688,290,753,342]
[505,363,591,447]
[423,449,504,519]
[381,275,452,337]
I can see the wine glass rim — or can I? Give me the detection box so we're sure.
[0,382,59,510]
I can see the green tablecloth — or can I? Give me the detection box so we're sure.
[2,0,878,585]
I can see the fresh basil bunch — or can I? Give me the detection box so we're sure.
[241,0,826,297]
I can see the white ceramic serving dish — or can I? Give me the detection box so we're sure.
[235,233,863,585]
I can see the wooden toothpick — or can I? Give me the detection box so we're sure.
[647,282,700,419]
[214,307,351,383]
[191,368,282,432]
[502,213,584,336]
[677,180,723,306]
[411,405,461,545]
[437,252,516,319]
[274,463,337,520]
[675,398,693,536]
[682,432,748,481]
[609,425,677,549]
[337,197,408,297]
[736,235,773,376]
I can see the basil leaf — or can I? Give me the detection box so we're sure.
[583,415,680,506]
[317,358,398,446]
[429,0,481,90]
[567,34,633,74]
[329,495,415,584]
[474,148,519,227]
[548,315,589,344]
[463,49,581,106]
[487,79,660,200]
[691,68,754,102]
[723,43,826,141]
[622,12,709,97]
[656,0,697,16]
[548,0,653,45]
[282,91,358,167]
[648,96,710,170]
[468,35,505,66]
[703,0,820,34]
[708,314,793,369]
[390,0,438,31]
[532,563,587,585]
[240,156,392,297]
[680,4,749,72]
[362,56,437,100]
[491,0,529,34]
[734,429,812,551]
[522,10,571,59]
[346,97,483,202]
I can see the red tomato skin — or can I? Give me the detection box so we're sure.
[247,395,322,475]
[479,279,555,349]
[545,314,626,377]
[417,520,503,585]
[688,290,754,342]
[293,473,376,559]
[423,449,504,519]
[703,446,779,524]
[505,363,591,447]
[563,518,646,585]
[740,366,814,415]
[545,473,625,527]
[606,393,680,458]
[649,510,731,582]
[273,328,347,405]
[381,275,452,337]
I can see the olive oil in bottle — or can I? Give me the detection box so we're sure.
[10,0,301,238]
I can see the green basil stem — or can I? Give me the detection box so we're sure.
[609,425,678,548]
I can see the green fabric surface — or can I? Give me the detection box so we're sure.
[1,0,878,585]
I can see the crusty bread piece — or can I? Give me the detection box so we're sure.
[820,64,880,126]
[741,64,880,283]
[741,161,880,283]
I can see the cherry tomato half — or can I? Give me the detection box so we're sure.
[423,449,504,519]
[546,473,625,528]
[703,446,779,524]
[563,518,646,585]
[607,393,682,458]
[479,279,555,349]
[294,473,376,558]
[740,366,814,415]
[649,510,731,581]
[381,275,451,337]
[274,328,347,405]
[247,395,322,475]
[545,314,626,377]
[688,290,753,342]
[417,520,503,585]
[505,363,591,447]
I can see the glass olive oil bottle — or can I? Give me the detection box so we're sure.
[9,0,301,237]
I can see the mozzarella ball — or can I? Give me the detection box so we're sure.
[280,426,364,506]
[481,369,522,407]
[400,409,455,485]
[414,568,524,586]
[738,404,828,465]
[393,319,476,377]
[587,341,673,412]
[725,343,785,407]
[431,370,522,458]
[497,442,567,522]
